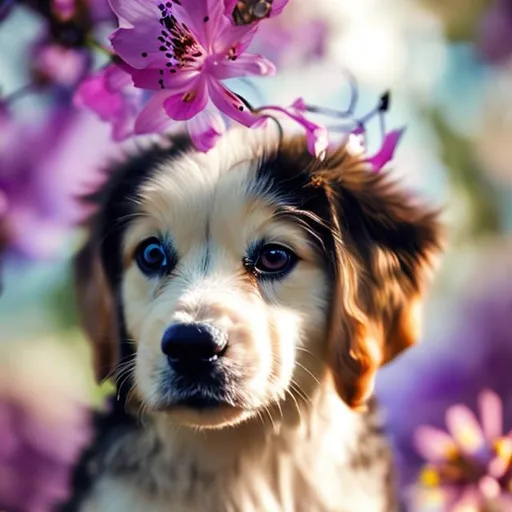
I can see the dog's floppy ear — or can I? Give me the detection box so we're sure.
[322,150,443,410]
[74,231,119,383]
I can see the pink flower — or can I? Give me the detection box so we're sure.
[108,0,278,151]
[74,62,144,141]
[256,98,329,157]
[52,0,77,21]
[366,128,405,172]
[32,42,92,90]
[412,390,512,511]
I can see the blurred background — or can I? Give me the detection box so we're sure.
[0,0,511,510]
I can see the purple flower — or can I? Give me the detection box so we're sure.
[0,108,118,260]
[28,0,116,93]
[74,61,144,141]
[377,274,512,510]
[0,341,92,512]
[32,42,92,90]
[108,0,278,150]
[478,0,512,64]
[411,390,512,511]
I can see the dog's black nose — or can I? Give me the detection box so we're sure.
[161,323,227,365]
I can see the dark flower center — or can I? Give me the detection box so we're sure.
[142,2,205,88]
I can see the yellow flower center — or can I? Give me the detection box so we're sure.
[494,437,512,462]
[420,466,440,488]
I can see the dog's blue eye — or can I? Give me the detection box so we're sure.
[254,244,297,275]
[136,238,167,275]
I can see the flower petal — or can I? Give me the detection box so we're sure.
[366,128,404,172]
[478,389,503,441]
[223,0,237,17]
[290,97,308,111]
[110,22,167,69]
[130,68,200,92]
[74,65,141,141]
[269,0,290,17]
[208,53,275,79]
[213,17,258,54]
[163,78,208,121]
[134,91,175,134]
[446,404,486,455]
[207,79,258,127]
[173,0,224,51]
[74,71,121,120]
[450,487,481,512]
[257,104,328,156]
[108,0,159,26]
[187,105,225,152]
[104,62,133,91]
[413,426,458,462]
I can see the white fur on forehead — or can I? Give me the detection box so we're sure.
[137,127,279,203]
[185,126,281,175]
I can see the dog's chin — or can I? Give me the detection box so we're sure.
[149,390,255,429]
[159,402,253,429]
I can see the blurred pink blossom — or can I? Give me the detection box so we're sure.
[32,42,92,90]
[74,61,144,141]
[411,390,512,511]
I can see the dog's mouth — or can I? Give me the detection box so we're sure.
[172,389,234,410]
[156,375,240,411]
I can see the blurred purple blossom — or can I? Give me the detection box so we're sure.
[377,280,512,510]
[32,41,93,91]
[0,399,91,512]
[0,108,117,260]
[478,0,512,64]
[412,390,512,511]
[0,341,92,512]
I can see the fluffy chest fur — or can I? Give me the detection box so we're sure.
[68,390,397,512]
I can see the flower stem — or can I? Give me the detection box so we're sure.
[86,37,114,58]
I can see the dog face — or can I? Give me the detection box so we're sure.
[76,129,442,429]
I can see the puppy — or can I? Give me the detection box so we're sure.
[66,128,442,512]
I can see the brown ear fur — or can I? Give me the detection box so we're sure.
[74,233,118,382]
[320,149,443,410]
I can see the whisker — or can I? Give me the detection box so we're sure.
[294,361,321,386]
